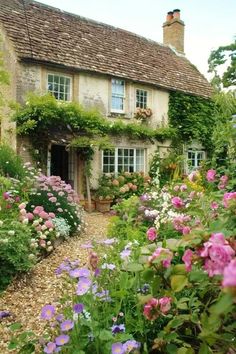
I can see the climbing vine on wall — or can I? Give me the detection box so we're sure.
[168,91,215,152]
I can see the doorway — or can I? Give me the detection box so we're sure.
[50,145,69,183]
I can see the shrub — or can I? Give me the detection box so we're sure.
[0,144,26,179]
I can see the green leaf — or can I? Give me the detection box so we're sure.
[172,264,187,275]
[177,348,194,354]
[125,263,143,272]
[166,344,179,353]
[18,343,35,354]
[199,342,212,354]
[99,329,113,341]
[142,268,155,281]
[171,275,188,292]
[10,322,22,331]
[209,293,233,315]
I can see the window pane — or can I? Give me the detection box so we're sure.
[47,74,71,101]
[111,79,125,111]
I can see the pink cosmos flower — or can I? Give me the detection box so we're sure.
[206,169,216,182]
[171,196,184,209]
[143,298,159,320]
[182,249,194,272]
[222,259,236,288]
[146,227,157,241]
[159,297,172,314]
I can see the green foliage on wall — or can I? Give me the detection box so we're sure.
[14,94,175,143]
[168,91,215,151]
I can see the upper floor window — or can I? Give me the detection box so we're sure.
[136,89,147,109]
[103,148,145,173]
[187,150,205,171]
[111,79,125,112]
[48,74,71,101]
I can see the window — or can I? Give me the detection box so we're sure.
[48,74,71,101]
[136,89,147,109]
[103,148,145,173]
[187,150,205,171]
[111,79,125,112]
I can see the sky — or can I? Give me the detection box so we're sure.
[38,0,236,79]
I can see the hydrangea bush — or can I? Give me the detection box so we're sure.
[8,169,236,353]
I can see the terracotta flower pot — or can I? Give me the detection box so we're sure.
[96,199,112,213]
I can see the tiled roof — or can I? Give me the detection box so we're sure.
[0,0,212,97]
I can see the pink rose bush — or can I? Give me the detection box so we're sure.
[143,297,172,320]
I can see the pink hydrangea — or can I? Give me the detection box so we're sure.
[33,206,44,215]
[49,197,57,203]
[206,169,216,182]
[146,227,157,241]
[26,212,34,221]
[171,196,184,209]
[222,259,236,288]
[45,220,54,229]
[200,233,235,277]
[182,249,194,272]
[149,247,173,268]
[39,211,49,219]
[48,212,55,218]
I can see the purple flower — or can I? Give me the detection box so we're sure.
[55,334,70,346]
[0,311,11,319]
[41,305,55,320]
[123,340,140,353]
[60,320,74,331]
[73,303,84,313]
[102,238,117,245]
[120,249,131,260]
[76,277,92,295]
[95,290,111,302]
[101,263,116,270]
[43,342,56,354]
[111,324,125,334]
[69,268,90,278]
[112,342,124,354]
[81,243,94,249]
[56,314,64,322]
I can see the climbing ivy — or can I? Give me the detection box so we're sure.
[168,91,215,152]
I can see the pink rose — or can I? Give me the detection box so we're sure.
[171,197,184,209]
[149,247,173,268]
[159,297,172,314]
[210,202,219,210]
[143,298,159,320]
[206,169,216,182]
[223,192,236,208]
[146,227,157,241]
[182,226,191,235]
[222,259,236,288]
[182,249,194,272]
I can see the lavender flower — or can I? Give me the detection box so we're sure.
[111,324,125,334]
[111,342,124,354]
[41,305,55,320]
[55,334,70,346]
[120,249,131,260]
[123,340,141,352]
[60,320,74,331]
[0,311,11,319]
[101,263,116,270]
[73,303,84,313]
[76,277,92,295]
[43,342,56,354]
[56,314,64,322]
[102,238,117,245]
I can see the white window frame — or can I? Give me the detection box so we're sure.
[187,149,205,171]
[136,89,148,109]
[111,79,125,113]
[102,147,145,173]
[47,73,72,101]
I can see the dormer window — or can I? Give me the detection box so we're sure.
[136,89,147,109]
[47,74,71,101]
[111,79,125,113]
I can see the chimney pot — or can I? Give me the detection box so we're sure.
[173,9,181,19]
[166,11,173,22]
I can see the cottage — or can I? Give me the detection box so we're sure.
[0,0,212,195]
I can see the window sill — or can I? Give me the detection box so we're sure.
[108,112,131,119]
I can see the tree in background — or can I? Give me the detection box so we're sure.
[208,39,236,90]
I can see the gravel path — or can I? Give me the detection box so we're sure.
[0,213,111,353]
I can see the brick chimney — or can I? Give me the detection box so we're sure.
[163,9,185,53]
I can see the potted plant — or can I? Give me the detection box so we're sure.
[94,185,114,212]
[134,107,152,123]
